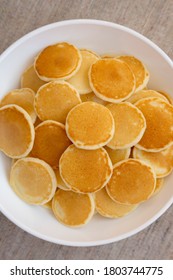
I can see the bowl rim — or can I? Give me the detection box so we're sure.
[0,19,173,247]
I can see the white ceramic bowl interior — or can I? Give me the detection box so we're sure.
[0,19,173,246]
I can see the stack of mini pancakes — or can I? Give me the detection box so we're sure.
[0,42,173,228]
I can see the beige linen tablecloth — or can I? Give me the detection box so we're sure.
[0,0,173,260]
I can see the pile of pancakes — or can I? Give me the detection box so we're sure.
[1,42,173,228]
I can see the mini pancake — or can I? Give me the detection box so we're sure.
[133,145,173,178]
[67,49,99,94]
[95,187,138,218]
[52,189,95,227]
[80,92,107,105]
[10,157,57,205]
[106,159,156,205]
[35,81,81,124]
[152,178,164,196]
[59,145,113,193]
[126,89,169,104]
[135,97,173,151]
[66,101,114,149]
[0,88,36,123]
[104,146,131,165]
[21,65,46,92]
[89,58,136,103]
[118,56,149,92]
[0,105,34,158]
[34,42,82,81]
[31,120,71,169]
[157,90,173,104]
[54,169,70,191]
[106,102,146,149]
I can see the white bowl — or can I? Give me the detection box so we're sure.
[0,19,173,247]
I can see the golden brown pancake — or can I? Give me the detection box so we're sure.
[152,178,164,196]
[21,65,46,92]
[31,120,71,169]
[52,189,95,227]
[89,58,135,103]
[106,159,156,204]
[104,146,131,165]
[80,92,107,105]
[95,187,138,218]
[133,145,173,177]
[35,81,81,124]
[126,89,169,104]
[135,97,173,151]
[106,102,146,149]
[66,101,114,149]
[34,42,82,81]
[67,49,99,94]
[0,88,36,123]
[0,105,34,158]
[118,56,149,92]
[54,169,70,191]
[59,145,113,193]
[10,157,57,205]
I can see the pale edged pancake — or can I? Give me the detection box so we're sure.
[126,89,169,104]
[66,101,114,149]
[21,65,46,92]
[35,81,81,124]
[106,102,146,149]
[0,105,35,158]
[89,58,136,103]
[52,189,95,227]
[94,187,138,218]
[80,92,107,105]
[118,56,149,92]
[59,145,113,193]
[104,146,131,165]
[31,120,71,169]
[54,169,70,191]
[135,97,173,152]
[67,49,99,94]
[10,157,57,205]
[157,90,173,104]
[133,145,173,178]
[34,42,82,81]
[152,178,164,196]
[106,159,156,205]
[0,88,36,123]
